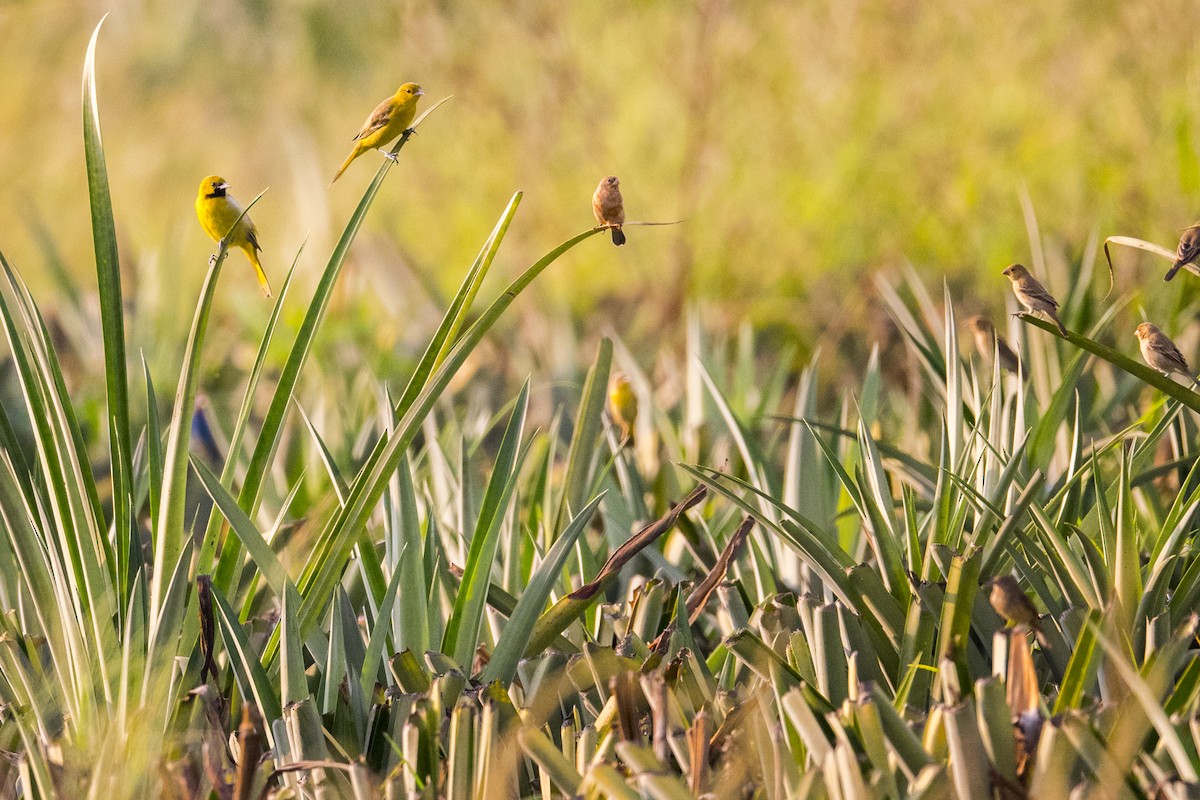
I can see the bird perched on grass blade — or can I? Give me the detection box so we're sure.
[1165,224,1200,281]
[1002,264,1066,335]
[966,316,1023,376]
[985,575,1041,631]
[1135,322,1194,380]
[608,372,637,444]
[331,82,424,184]
[593,176,626,245]
[195,175,272,297]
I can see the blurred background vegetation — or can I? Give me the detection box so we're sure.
[5,0,1200,394]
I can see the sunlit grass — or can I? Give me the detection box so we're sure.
[5,11,1200,800]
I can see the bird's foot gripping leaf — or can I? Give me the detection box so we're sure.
[403,127,418,137]
[377,148,401,163]
[208,253,218,267]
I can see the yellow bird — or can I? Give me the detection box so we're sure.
[608,372,638,444]
[195,175,272,297]
[331,83,425,184]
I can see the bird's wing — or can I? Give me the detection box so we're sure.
[1178,232,1200,266]
[353,97,394,141]
[1152,337,1189,370]
[246,227,261,252]
[1021,278,1059,309]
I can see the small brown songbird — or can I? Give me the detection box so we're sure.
[1135,322,1193,379]
[1165,224,1200,282]
[1002,264,1066,335]
[593,176,626,245]
[985,575,1041,631]
[966,316,1023,375]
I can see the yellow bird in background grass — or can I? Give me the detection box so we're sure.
[331,82,425,184]
[195,175,272,297]
[608,372,638,445]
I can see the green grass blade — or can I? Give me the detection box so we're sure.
[82,16,134,605]
[442,381,531,667]
[152,191,265,615]
[481,493,604,686]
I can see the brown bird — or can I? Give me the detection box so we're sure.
[1165,224,1200,282]
[966,316,1023,376]
[592,176,626,246]
[1135,322,1193,379]
[1002,264,1066,335]
[985,575,1041,631]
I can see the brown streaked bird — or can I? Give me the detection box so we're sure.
[1002,263,1066,335]
[1165,224,1200,282]
[1135,322,1193,379]
[592,176,626,246]
[985,575,1041,631]
[966,316,1023,376]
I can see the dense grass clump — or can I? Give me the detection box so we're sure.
[4,19,1200,800]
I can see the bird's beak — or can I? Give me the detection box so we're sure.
[217,183,230,191]
[415,89,425,96]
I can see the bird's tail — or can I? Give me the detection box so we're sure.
[1048,311,1067,336]
[1165,261,1185,282]
[331,146,360,185]
[244,245,273,298]
[611,226,626,246]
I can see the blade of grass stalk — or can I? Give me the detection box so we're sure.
[442,381,531,668]
[481,493,604,686]
[198,253,300,574]
[555,338,611,529]
[152,190,266,618]
[141,358,163,530]
[211,586,283,731]
[1087,617,1199,782]
[394,455,429,654]
[82,15,134,604]
[360,550,406,699]
[279,584,308,707]
[0,257,118,703]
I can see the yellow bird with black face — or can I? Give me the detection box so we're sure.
[195,175,272,297]
[331,82,425,184]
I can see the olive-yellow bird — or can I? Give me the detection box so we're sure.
[331,83,425,184]
[195,175,272,297]
[985,575,1041,631]
[608,372,637,443]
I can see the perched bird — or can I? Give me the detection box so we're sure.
[1135,322,1193,380]
[592,176,626,246]
[195,176,272,297]
[1165,224,1200,282]
[985,575,1041,631]
[966,316,1023,376]
[331,82,425,184]
[608,372,638,443]
[1002,264,1066,335]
